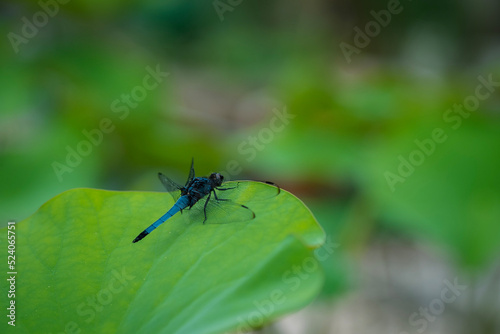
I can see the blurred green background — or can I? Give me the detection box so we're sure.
[1,0,500,333]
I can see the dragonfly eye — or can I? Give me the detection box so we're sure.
[210,172,223,184]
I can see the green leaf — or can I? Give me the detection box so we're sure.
[1,182,324,333]
[361,121,500,268]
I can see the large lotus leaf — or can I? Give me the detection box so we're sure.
[0,181,324,333]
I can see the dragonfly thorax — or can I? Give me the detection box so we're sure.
[184,174,222,203]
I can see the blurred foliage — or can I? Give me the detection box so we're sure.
[1,0,500,326]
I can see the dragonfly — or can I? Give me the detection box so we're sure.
[133,159,256,243]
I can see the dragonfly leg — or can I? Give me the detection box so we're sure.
[217,186,237,191]
[217,181,240,191]
[202,192,212,224]
[213,190,230,201]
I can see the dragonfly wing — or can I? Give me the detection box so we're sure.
[158,173,183,201]
[218,180,281,201]
[186,158,195,185]
[158,173,183,191]
[189,194,255,224]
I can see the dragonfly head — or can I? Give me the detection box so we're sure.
[209,172,224,187]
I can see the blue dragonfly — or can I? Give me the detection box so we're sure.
[133,159,256,243]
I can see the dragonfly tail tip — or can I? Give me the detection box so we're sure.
[133,231,149,243]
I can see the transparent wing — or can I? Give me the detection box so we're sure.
[181,180,280,225]
[188,192,255,224]
[158,173,183,201]
[158,173,183,191]
[186,158,195,186]
[217,180,281,201]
